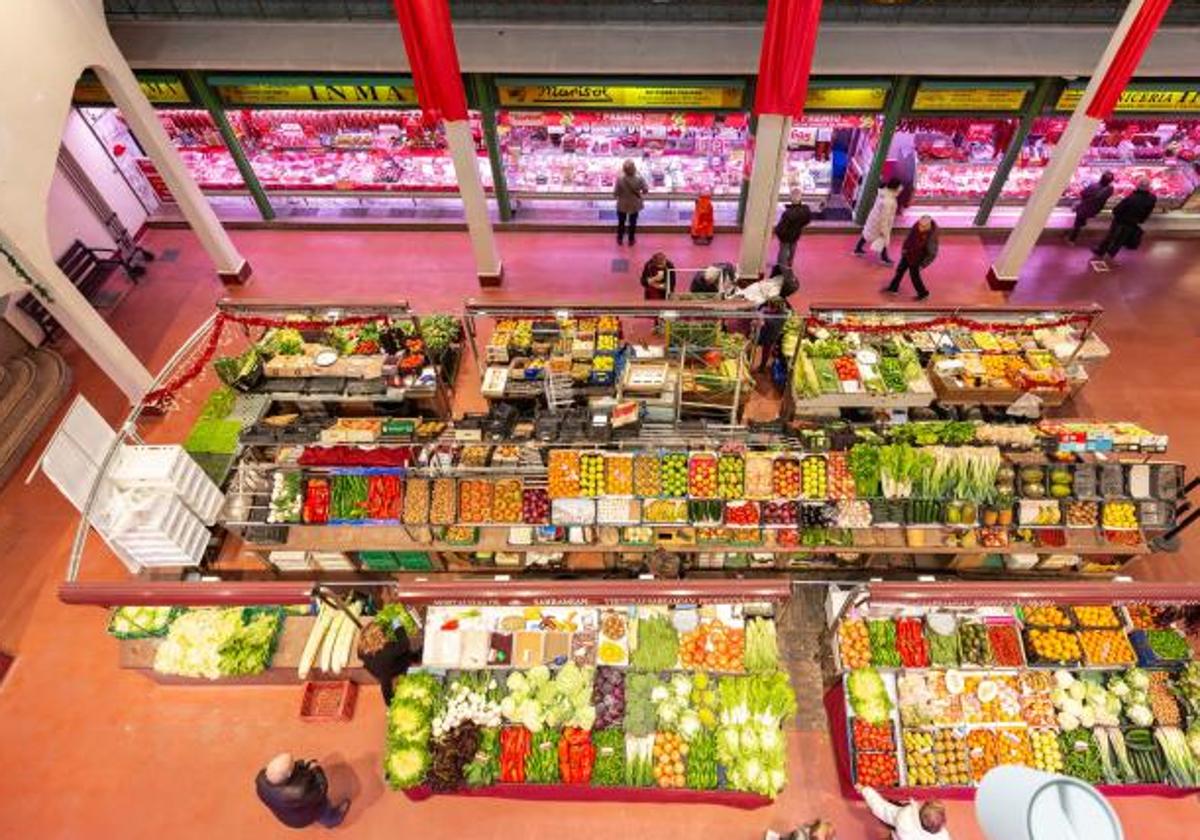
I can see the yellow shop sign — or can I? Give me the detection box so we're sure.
[497,84,744,110]
[1056,86,1200,112]
[911,85,1030,112]
[215,83,419,107]
[805,86,889,111]
[73,76,190,105]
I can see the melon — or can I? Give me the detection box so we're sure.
[945,670,966,695]
[976,679,999,703]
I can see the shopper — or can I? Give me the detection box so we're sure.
[755,296,792,374]
[690,262,735,295]
[883,216,939,301]
[690,189,715,245]
[357,620,415,706]
[765,819,837,840]
[256,753,349,830]
[614,159,649,246]
[855,178,903,264]
[773,188,813,269]
[1093,177,1157,261]
[861,787,950,839]
[1067,171,1115,243]
[640,252,676,300]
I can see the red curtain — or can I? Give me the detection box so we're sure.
[391,0,469,123]
[753,0,825,118]
[1086,0,1174,120]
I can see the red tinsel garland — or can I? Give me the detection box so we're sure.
[805,313,1093,335]
[142,311,396,408]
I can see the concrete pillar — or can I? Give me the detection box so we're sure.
[445,119,503,286]
[91,61,251,284]
[987,0,1163,289]
[737,114,791,281]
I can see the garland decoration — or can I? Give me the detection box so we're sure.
[0,241,54,303]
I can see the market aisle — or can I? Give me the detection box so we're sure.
[0,226,1198,838]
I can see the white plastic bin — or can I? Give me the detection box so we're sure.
[976,765,1122,840]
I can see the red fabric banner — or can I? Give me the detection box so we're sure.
[753,0,825,118]
[1086,0,1174,120]
[391,0,469,123]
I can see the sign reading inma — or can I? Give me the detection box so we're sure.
[214,82,419,107]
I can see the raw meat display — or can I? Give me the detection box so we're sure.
[497,110,747,196]
[154,108,491,194]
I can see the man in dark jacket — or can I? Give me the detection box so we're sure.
[883,216,939,301]
[256,753,349,829]
[358,622,415,706]
[773,189,812,270]
[1068,171,1114,243]
[1093,178,1157,260]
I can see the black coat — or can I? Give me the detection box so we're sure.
[256,761,329,829]
[773,203,812,243]
[360,631,414,703]
[1112,188,1157,226]
[1076,181,1114,218]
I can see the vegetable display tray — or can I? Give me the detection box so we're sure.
[300,680,358,722]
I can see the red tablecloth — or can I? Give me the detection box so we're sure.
[403,782,771,809]
[825,681,1198,801]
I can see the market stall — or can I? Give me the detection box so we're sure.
[876,81,1035,208]
[492,79,748,223]
[71,71,235,213]
[200,75,491,212]
[829,581,1200,799]
[1003,83,1200,209]
[784,302,1107,417]
[780,81,890,217]
[463,299,758,426]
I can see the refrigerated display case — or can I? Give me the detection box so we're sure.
[224,108,491,195]
[899,117,1021,203]
[1004,115,1200,208]
[497,110,747,198]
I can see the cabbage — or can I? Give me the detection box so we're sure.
[1126,668,1150,690]
[385,744,430,789]
[1067,682,1087,701]
[1054,670,1075,690]
[1051,688,1068,707]
[1058,711,1080,731]
[1062,697,1084,718]
[1078,706,1096,729]
[1108,679,1130,698]
[388,698,431,740]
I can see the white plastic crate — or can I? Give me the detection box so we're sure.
[109,493,208,569]
[109,445,225,525]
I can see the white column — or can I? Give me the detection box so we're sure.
[2,236,153,399]
[988,0,1150,288]
[444,119,502,284]
[91,64,250,283]
[737,114,791,281]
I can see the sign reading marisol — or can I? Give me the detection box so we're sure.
[497,84,744,110]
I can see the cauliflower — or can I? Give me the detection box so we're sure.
[1067,682,1087,702]
[1108,679,1130,699]
[1126,668,1150,690]
[1078,706,1096,729]
[1058,711,1080,731]
[1054,670,1076,690]
[1127,705,1154,727]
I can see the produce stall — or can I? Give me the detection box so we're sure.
[382,578,794,806]
[785,302,1106,416]
[1004,83,1200,209]
[828,581,1200,799]
[463,299,758,426]
[492,79,748,219]
[207,411,1185,579]
[199,76,491,211]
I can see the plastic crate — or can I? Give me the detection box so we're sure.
[300,681,358,722]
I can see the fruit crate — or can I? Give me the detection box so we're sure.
[300,680,358,722]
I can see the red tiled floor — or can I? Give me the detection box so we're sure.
[0,226,1197,838]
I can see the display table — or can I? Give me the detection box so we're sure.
[116,615,371,685]
[403,782,771,809]
[823,682,1196,801]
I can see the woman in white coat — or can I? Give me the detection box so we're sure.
[854,178,903,265]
